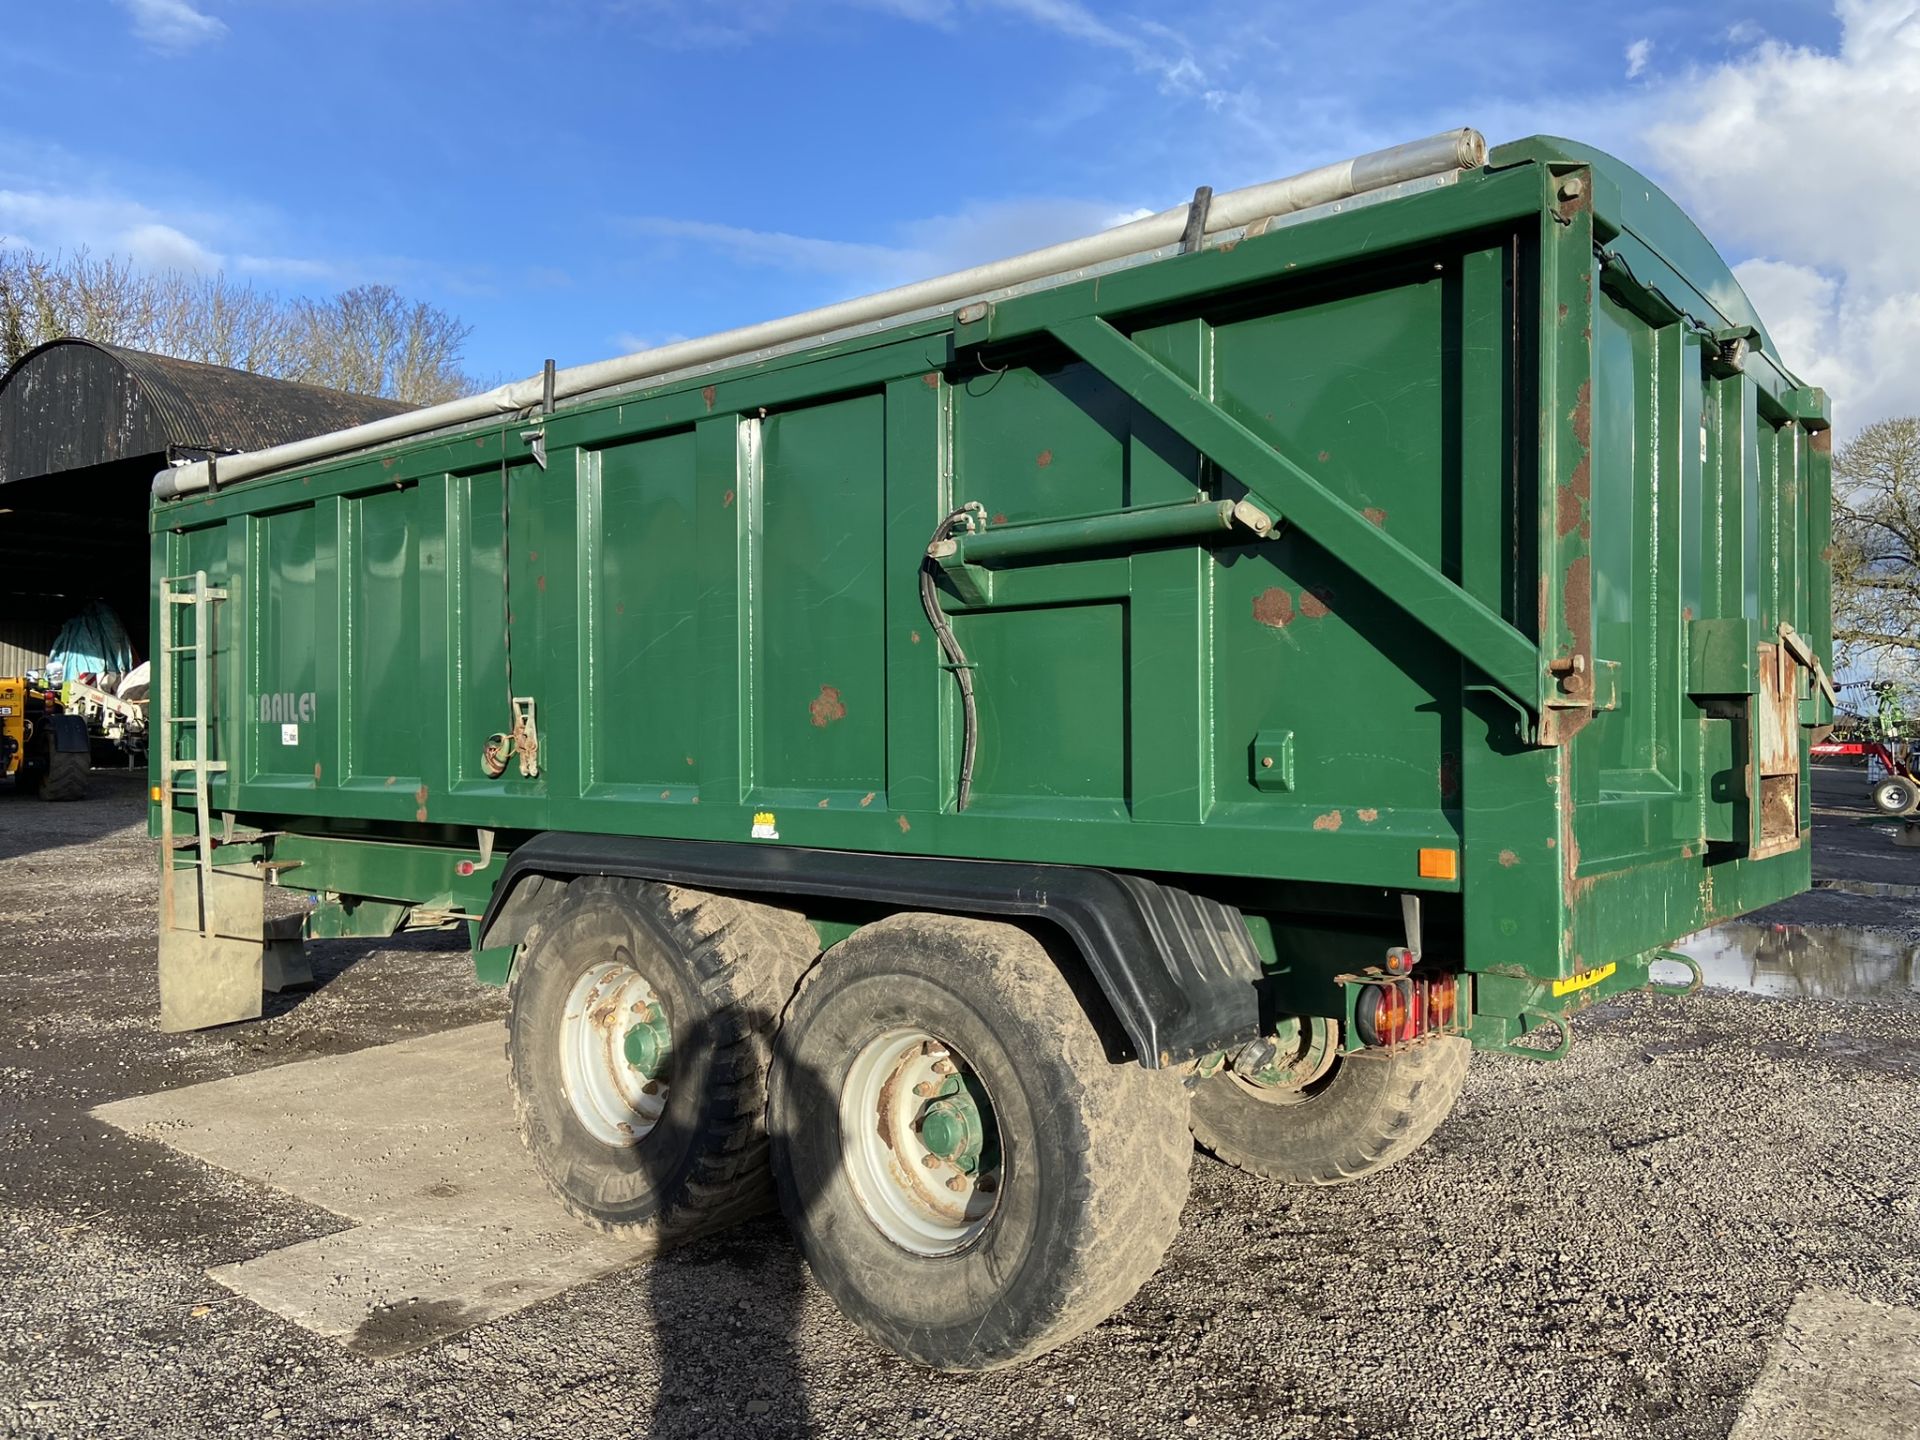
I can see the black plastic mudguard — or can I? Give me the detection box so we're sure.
[477,833,1262,1068]
[48,715,89,753]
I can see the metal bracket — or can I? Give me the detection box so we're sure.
[1179,185,1213,254]
[519,427,548,470]
[510,697,540,778]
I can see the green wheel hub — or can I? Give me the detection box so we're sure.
[915,1074,997,1175]
[622,1007,672,1080]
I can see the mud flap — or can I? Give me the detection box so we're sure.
[158,868,310,1031]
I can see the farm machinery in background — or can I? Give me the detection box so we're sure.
[0,666,148,802]
[1811,681,1920,816]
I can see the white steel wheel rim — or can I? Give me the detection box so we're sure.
[559,955,670,1147]
[841,1028,1003,1257]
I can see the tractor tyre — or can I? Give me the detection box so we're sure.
[507,878,815,1239]
[767,913,1192,1371]
[1190,1034,1470,1186]
[37,747,88,802]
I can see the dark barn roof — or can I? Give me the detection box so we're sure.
[0,338,415,484]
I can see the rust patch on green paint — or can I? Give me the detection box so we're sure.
[817,798,830,808]
[1312,810,1342,831]
[1362,507,1387,526]
[701,385,716,411]
[910,630,922,645]
[809,685,847,727]
[313,763,323,784]
[922,372,940,389]
[897,814,911,833]
[991,513,1007,526]
[1498,849,1519,868]
[860,792,875,807]
[1562,555,1591,666]
[415,781,429,822]
[1299,587,1332,619]
[723,489,734,507]
[1570,379,1592,449]
[685,755,695,766]
[1252,588,1293,628]
[1357,808,1378,823]
[1557,463,1587,538]
[1036,449,1053,468]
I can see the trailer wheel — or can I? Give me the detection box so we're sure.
[766,914,1192,1370]
[37,747,88,802]
[1871,775,1918,815]
[507,879,815,1237]
[1189,1033,1469,1186]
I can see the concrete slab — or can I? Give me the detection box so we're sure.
[91,1024,660,1357]
[1729,1288,1920,1440]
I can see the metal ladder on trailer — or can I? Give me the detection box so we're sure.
[157,571,228,935]
[153,570,311,1031]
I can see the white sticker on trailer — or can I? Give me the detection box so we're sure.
[281,723,299,746]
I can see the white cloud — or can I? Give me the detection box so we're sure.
[981,0,1205,91]
[622,217,912,280]
[115,0,227,53]
[0,179,365,290]
[1625,37,1652,78]
[119,222,222,272]
[0,187,226,270]
[610,330,691,354]
[1639,0,1920,430]
[625,195,1152,297]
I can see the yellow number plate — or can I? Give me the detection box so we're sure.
[1551,961,1616,997]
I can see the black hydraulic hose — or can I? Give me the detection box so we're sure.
[921,508,980,812]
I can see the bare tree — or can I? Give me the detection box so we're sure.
[1832,416,1920,698]
[286,285,473,405]
[0,246,476,404]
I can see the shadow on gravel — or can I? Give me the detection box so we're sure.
[638,1002,829,1438]
[255,929,472,1024]
[0,770,149,862]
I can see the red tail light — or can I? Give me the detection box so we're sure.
[1359,974,1459,1046]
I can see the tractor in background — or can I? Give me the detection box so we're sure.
[0,676,91,801]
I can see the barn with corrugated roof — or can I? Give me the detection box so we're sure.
[0,339,411,673]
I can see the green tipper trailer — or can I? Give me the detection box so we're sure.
[147,129,1832,1368]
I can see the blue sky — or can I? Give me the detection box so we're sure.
[0,2,1913,429]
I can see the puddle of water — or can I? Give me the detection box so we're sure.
[1812,878,1920,900]
[1669,923,1920,1003]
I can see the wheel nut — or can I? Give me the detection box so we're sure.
[945,1175,967,1192]
[913,1081,940,1098]
[921,1153,942,1169]
[977,1175,998,1193]
[931,1059,957,1076]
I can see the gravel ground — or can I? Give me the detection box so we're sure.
[1,768,1915,1439]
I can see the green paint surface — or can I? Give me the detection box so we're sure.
[151,138,1829,1029]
